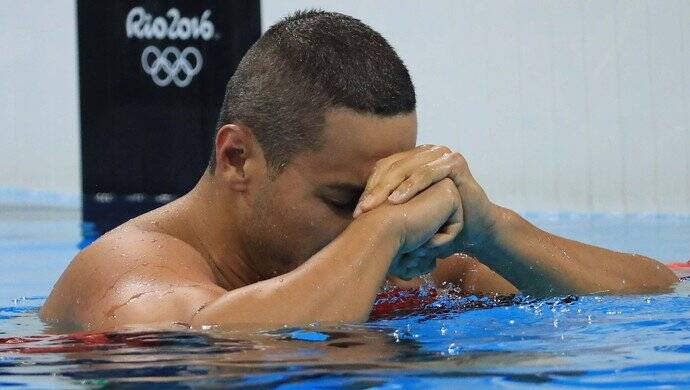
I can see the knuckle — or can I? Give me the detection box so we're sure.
[389,160,403,171]
[376,155,397,168]
[449,151,464,161]
[427,145,448,155]
[421,162,436,175]
[450,152,467,167]
[437,145,452,154]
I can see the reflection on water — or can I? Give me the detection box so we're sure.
[2,282,690,388]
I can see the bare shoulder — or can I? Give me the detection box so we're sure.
[40,223,225,331]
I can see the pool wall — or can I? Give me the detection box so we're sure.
[2,0,689,215]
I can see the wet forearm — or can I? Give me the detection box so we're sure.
[191,211,400,329]
[471,208,678,297]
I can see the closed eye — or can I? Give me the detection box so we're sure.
[323,197,358,214]
[316,182,364,216]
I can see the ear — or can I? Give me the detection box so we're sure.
[214,123,264,191]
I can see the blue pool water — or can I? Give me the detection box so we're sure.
[1,207,690,388]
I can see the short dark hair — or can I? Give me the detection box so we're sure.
[210,9,416,174]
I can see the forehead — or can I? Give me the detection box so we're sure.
[294,108,417,185]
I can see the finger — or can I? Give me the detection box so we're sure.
[411,250,438,278]
[365,145,430,192]
[387,152,458,204]
[426,186,464,248]
[355,146,449,216]
[415,256,437,276]
[426,222,462,248]
[353,152,416,218]
[445,152,471,187]
[398,253,436,280]
[355,145,437,214]
[389,253,415,280]
[388,253,403,277]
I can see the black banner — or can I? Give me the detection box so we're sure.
[77,1,260,237]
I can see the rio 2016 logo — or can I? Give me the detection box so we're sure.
[126,7,215,87]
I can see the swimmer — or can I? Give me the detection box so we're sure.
[40,11,677,332]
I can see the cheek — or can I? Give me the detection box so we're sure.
[313,210,352,248]
[254,184,351,259]
[287,201,351,251]
[289,202,337,237]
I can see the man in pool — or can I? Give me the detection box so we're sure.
[40,10,678,331]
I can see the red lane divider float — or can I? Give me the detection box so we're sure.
[370,287,439,320]
[4,265,687,354]
[0,331,153,354]
[667,259,690,278]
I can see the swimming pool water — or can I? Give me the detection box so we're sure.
[1,207,690,388]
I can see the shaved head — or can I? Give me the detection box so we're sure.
[211,10,416,174]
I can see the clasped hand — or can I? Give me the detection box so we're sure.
[353,145,498,280]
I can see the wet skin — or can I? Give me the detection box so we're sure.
[39,108,678,332]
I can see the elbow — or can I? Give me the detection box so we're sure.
[622,262,680,294]
[592,268,679,296]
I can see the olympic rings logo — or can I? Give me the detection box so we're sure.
[140,45,203,87]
